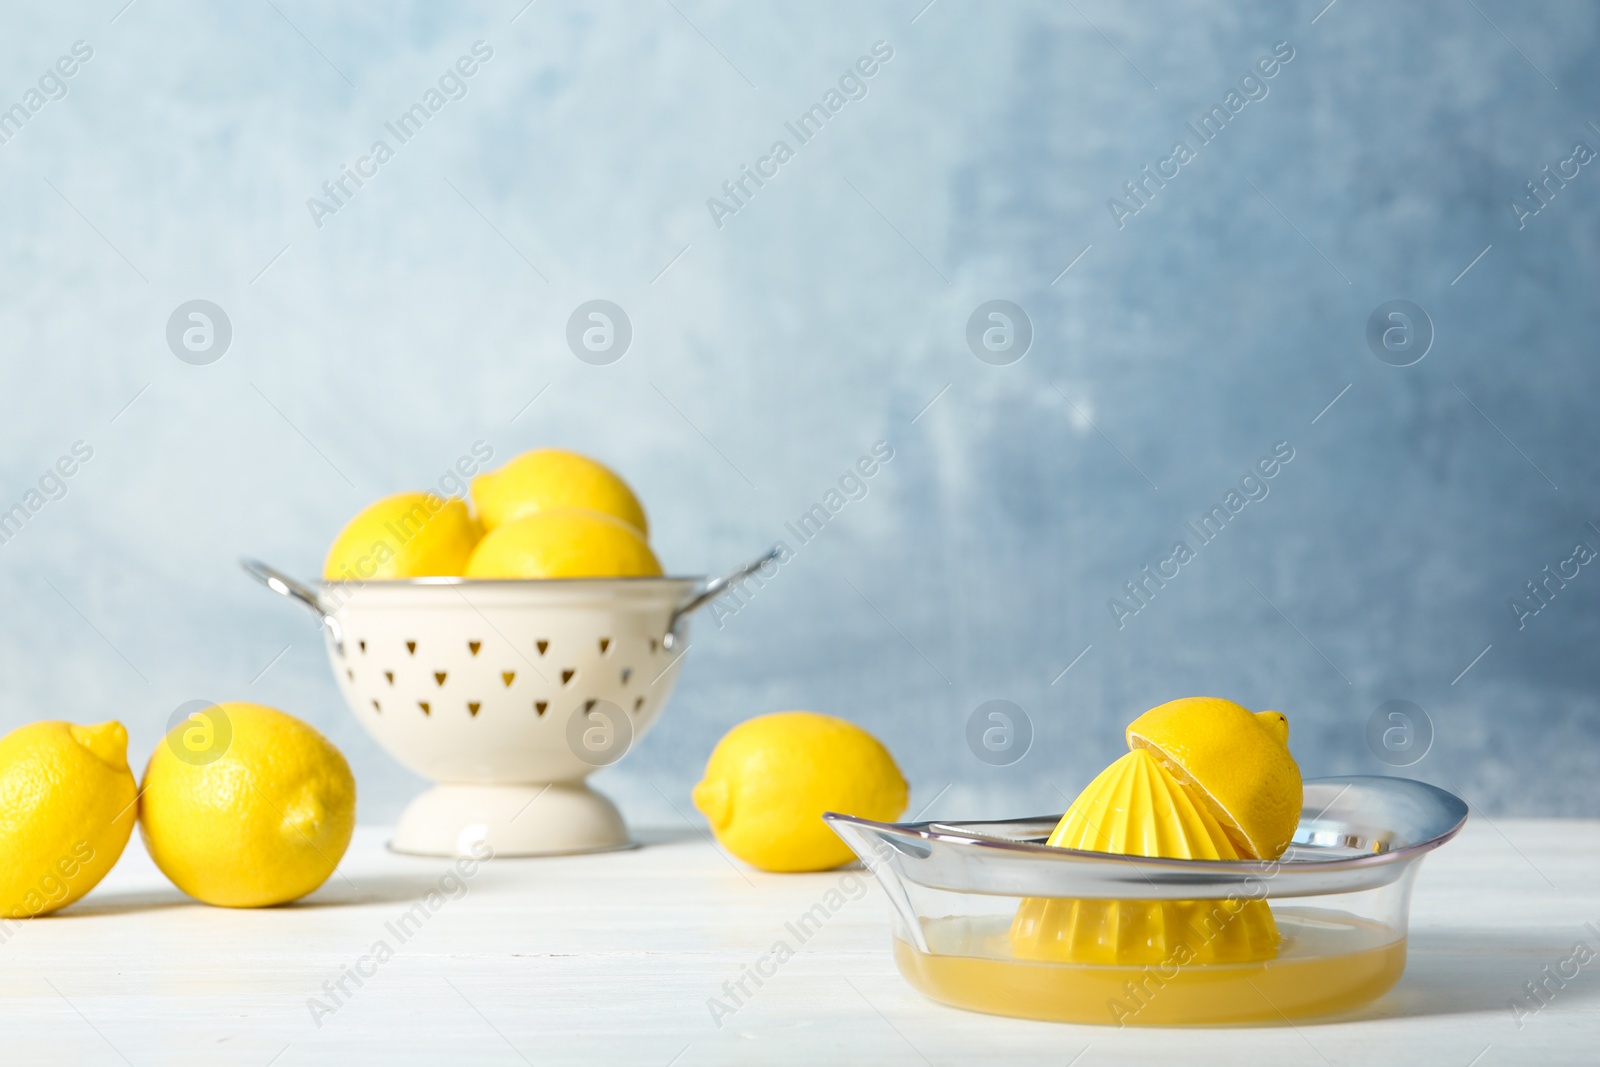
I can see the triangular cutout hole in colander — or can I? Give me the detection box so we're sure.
[560,669,575,686]
[406,641,417,655]
[468,641,481,656]
[418,701,430,715]
[358,640,366,653]
[501,671,515,687]
[599,637,611,654]
[633,696,645,712]
[534,701,548,716]
[536,639,549,655]
[434,671,447,686]
[384,671,394,685]
[620,667,632,685]
[467,702,481,717]
[372,699,381,712]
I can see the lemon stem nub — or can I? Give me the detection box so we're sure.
[691,778,731,830]
[69,721,131,772]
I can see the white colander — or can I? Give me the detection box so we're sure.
[243,551,774,858]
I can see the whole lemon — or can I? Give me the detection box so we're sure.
[692,711,908,872]
[471,449,648,536]
[139,703,356,908]
[0,721,137,918]
[1126,696,1303,860]
[323,492,481,580]
[465,509,662,579]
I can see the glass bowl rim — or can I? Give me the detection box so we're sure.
[824,774,1468,882]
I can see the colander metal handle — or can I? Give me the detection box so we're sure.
[662,546,781,650]
[240,558,346,655]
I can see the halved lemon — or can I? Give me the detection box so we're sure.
[1125,696,1302,861]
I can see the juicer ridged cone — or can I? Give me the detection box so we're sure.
[1010,750,1280,965]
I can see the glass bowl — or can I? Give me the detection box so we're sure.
[824,775,1467,1026]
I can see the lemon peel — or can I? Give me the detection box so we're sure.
[1126,697,1303,861]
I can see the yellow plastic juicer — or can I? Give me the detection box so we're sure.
[1009,748,1280,967]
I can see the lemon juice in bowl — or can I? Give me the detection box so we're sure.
[894,907,1408,1025]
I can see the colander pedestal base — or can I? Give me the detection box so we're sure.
[390,781,632,858]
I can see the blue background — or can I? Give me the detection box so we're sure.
[0,1,1595,824]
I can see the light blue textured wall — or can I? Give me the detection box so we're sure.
[0,1,1595,824]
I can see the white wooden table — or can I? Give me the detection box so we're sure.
[2,819,1595,1065]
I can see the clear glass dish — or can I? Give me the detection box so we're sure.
[825,775,1466,1026]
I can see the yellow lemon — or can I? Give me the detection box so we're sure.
[0,721,137,918]
[139,703,356,908]
[464,509,662,579]
[1125,696,1302,860]
[323,492,481,580]
[692,711,908,872]
[471,448,648,536]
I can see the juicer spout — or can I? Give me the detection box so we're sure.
[823,813,931,953]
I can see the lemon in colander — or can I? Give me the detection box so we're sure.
[471,448,648,536]
[324,491,481,580]
[465,509,661,579]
